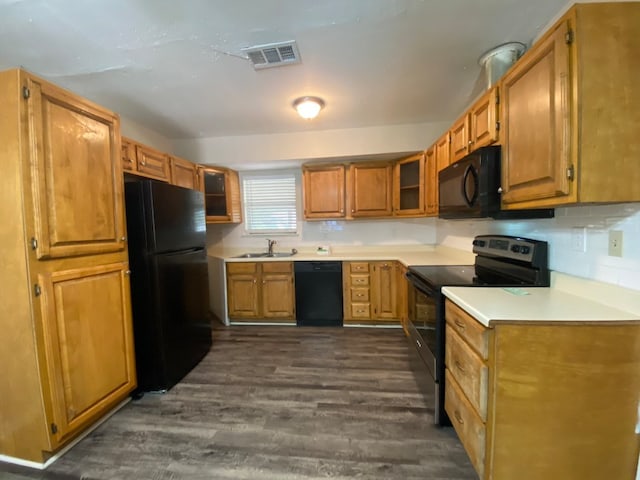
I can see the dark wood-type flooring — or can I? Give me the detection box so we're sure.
[1,325,476,480]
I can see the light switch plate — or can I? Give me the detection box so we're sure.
[608,230,623,257]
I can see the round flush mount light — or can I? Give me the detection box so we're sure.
[293,96,325,119]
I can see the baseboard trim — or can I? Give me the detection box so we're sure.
[0,397,131,470]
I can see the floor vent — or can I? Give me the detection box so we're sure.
[243,41,301,69]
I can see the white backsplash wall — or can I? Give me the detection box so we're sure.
[207,216,438,252]
[436,203,640,291]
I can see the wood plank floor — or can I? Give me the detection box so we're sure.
[1,325,476,480]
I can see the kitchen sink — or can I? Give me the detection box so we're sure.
[233,251,297,258]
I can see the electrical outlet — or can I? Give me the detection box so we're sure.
[571,227,586,252]
[608,230,623,257]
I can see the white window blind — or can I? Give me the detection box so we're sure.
[242,172,297,234]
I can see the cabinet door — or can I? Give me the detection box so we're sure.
[470,88,499,150]
[201,168,230,221]
[170,156,197,190]
[394,153,425,216]
[121,137,137,173]
[227,273,260,318]
[425,147,438,216]
[135,144,170,181]
[435,132,451,172]
[500,21,572,206]
[262,273,295,319]
[303,165,345,219]
[450,114,470,164]
[26,77,126,259]
[371,261,398,320]
[38,262,136,445]
[349,163,393,217]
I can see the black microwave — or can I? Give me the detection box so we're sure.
[438,146,554,220]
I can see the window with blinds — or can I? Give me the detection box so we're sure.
[242,172,298,234]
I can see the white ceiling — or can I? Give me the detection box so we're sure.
[0,0,568,140]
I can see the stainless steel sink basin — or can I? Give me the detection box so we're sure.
[233,250,297,259]
[264,252,296,258]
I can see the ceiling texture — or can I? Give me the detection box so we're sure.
[0,0,568,140]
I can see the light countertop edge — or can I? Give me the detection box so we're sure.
[208,244,475,268]
[442,286,640,327]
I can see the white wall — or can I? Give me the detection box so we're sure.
[208,216,437,252]
[436,203,640,291]
[172,121,450,169]
[121,116,175,153]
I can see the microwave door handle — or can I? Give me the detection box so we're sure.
[462,165,479,207]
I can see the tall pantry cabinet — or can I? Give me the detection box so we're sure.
[0,69,136,465]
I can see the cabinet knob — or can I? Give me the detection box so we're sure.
[497,187,503,194]
[125,270,131,275]
[140,159,146,165]
[121,236,127,242]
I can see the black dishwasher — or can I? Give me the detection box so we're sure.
[294,262,343,326]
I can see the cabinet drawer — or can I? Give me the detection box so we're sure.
[350,303,371,318]
[350,288,370,302]
[445,300,489,359]
[445,325,488,420]
[350,262,369,273]
[350,274,370,287]
[227,262,258,274]
[445,369,486,477]
[262,262,292,274]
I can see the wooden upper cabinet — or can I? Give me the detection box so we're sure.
[121,137,137,173]
[199,166,242,224]
[25,76,126,259]
[425,147,438,216]
[500,22,571,207]
[450,87,500,165]
[469,87,499,150]
[394,153,425,217]
[38,262,136,445]
[348,162,393,217]
[435,131,451,172]
[501,3,640,208]
[302,164,345,219]
[170,156,197,190]
[450,114,470,164]
[135,144,170,181]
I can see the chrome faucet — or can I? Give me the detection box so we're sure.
[267,238,277,255]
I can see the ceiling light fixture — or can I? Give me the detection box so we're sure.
[293,96,325,120]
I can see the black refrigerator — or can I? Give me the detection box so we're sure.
[124,179,211,392]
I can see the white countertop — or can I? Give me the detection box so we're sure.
[209,245,475,268]
[442,286,640,327]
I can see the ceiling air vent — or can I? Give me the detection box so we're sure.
[242,41,301,70]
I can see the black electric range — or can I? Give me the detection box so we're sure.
[405,235,549,425]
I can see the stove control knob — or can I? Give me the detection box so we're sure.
[520,246,531,254]
[511,245,521,253]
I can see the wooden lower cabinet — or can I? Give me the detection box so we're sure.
[343,261,399,324]
[226,262,294,321]
[444,299,640,480]
[39,263,136,445]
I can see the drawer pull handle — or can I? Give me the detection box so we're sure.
[454,410,464,425]
[454,319,465,330]
[454,360,465,374]
[416,339,422,348]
